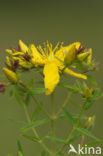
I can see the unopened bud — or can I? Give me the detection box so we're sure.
[77,51,90,61]
[77,48,92,64]
[64,45,76,65]
[5,49,12,55]
[0,82,6,92]
[19,40,28,52]
[3,68,18,83]
[82,87,95,99]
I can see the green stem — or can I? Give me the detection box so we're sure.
[24,105,51,155]
[56,91,72,116]
[19,81,51,119]
[55,102,86,155]
[31,93,51,119]
[51,93,55,156]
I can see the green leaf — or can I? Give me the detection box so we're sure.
[58,82,79,93]
[57,113,87,121]
[76,80,84,92]
[84,88,101,110]
[22,134,40,142]
[15,93,25,106]
[69,129,81,143]
[17,151,23,156]
[69,98,79,109]
[9,85,15,98]
[77,128,100,141]
[86,140,103,147]
[55,56,65,65]
[15,84,26,93]
[17,140,24,156]
[62,108,75,126]
[86,74,97,86]
[45,136,65,143]
[31,102,43,121]
[21,118,49,132]
[25,93,31,105]
[84,99,94,110]
[41,150,47,156]
[8,118,26,125]
[56,152,64,156]
[31,88,47,94]
[7,154,13,156]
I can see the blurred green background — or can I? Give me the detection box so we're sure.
[0,0,103,155]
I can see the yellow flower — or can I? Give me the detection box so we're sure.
[30,41,87,95]
[3,68,18,83]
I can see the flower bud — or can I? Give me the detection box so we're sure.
[5,56,19,71]
[5,49,12,55]
[82,87,95,99]
[3,68,18,83]
[77,48,92,64]
[0,82,6,92]
[77,51,90,61]
[84,116,95,129]
[64,45,76,65]
[19,40,28,52]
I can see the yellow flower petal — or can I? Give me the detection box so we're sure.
[19,40,28,52]
[55,49,65,70]
[43,62,60,95]
[64,68,87,80]
[30,44,45,66]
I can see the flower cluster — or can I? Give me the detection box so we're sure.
[2,40,93,95]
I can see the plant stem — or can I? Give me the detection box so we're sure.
[56,91,72,116]
[55,102,86,155]
[31,93,51,119]
[19,81,51,119]
[51,93,55,156]
[24,105,51,155]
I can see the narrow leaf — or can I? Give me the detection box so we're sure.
[45,136,65,143]
[62,108,75,126]
[31,88,47,94]
[41,150,47,156]
[31,102,43,121]
[15,93,25,106]
[22,134,40,142]
[77,128,100,141]
[21,118,49,132]
[17,151,23,156]
[86,74,97,86]
[17,140,24,156]
[86,140,103,147]
[76,80,84,91]
[25,93,31,105]
[58,82,79,93]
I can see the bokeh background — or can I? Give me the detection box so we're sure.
[0,0,103,155]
